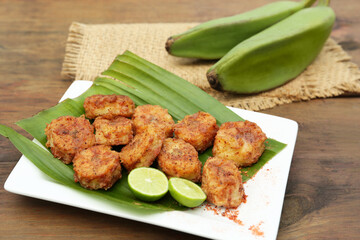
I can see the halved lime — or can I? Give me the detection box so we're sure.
[128,167,169,202]
[168,177,207,208]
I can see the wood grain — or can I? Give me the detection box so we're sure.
[0,0,359,239]
[263,98,360,239]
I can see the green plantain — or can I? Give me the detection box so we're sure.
[166,0,316,60]
[207,0,335,94]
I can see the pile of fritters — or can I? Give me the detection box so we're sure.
[45,94,267,208]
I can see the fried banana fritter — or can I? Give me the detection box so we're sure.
[132,105,175,138]
[212,120,267,167]
[45,115,95,164]
[174,111,218,152]
[73,145,122,190]
[119,126,165,171]
[93,116,133,146]
[157,138,201,182]
[84,94,135,119]
[201,157,244,208]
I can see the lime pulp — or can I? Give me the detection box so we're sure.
[128,167,169,202]
[168,177,207,208]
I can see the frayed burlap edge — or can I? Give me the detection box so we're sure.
[62,22,86,80]
[61,22,360,111]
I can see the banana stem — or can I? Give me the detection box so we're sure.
[301,0,317,7]
[317,0,331,6]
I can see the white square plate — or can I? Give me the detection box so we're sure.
[4,80,298,240]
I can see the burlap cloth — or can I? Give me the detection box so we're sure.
[61,22,360,111]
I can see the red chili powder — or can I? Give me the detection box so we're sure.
[221,208,243,225]
[204,204,243,225]
[242,194,248,204]
[249,221,264,236]
[204,204,220,215]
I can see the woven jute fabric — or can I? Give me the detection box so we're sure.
[61,22,360,111]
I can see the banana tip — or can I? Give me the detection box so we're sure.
[165,37,174,53]
[207,70,222,91]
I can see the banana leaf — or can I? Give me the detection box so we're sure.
[2,51,286,211]
[0,124,183,210]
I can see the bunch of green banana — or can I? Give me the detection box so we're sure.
[207,0,335,94]
[166,0,316,59]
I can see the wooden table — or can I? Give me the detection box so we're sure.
[1,0,359,239]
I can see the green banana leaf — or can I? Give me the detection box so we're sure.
[0,124,183,210]
[2,51,286,211]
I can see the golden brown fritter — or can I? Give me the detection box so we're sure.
[119,126,165,172]
[84,94,135,119]
[73,145,122,190]
[132,105,175,138]
[93,116,133,146]
[212,120,267,167]
[174,111,218,152]
[45,115,95,164]
[157,138,202,182]
[201,157,244,208]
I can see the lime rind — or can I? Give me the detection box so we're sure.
[168,177,207,208]
[128,167,169,202]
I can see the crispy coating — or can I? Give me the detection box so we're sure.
[84,94,135,119]
[119,126,165,171]
[201,157,244,208]
[45,115,95,164]
[157,138,202,182]
[93,116,133,146]
[132,105,175,138]
[174,111,218,152]
[212,120,267,167]
[73,145,122,190]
